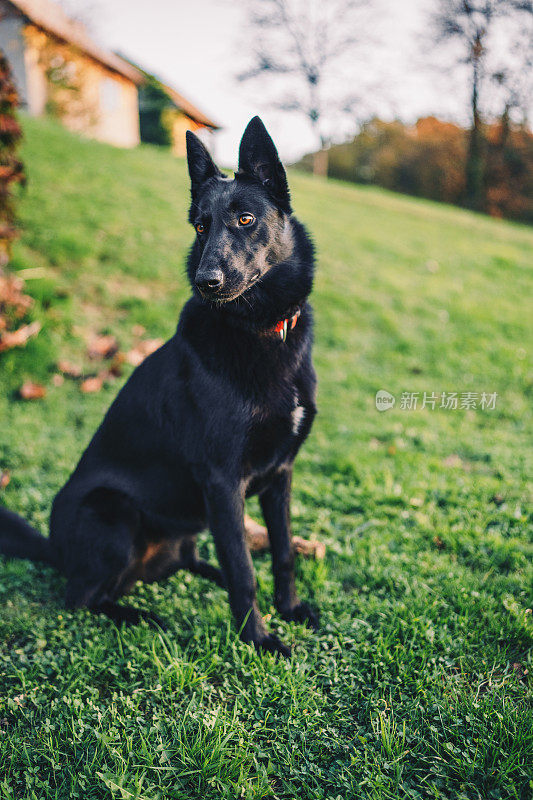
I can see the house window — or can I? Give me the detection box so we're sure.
[100,77,120,112]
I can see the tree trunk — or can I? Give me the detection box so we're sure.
[499,104,510,149]
[312,147,328,177]
[310,117,328,177]
[465,53,485,211]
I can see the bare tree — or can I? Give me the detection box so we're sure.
[491,22,533,137]
[430,0,533,210]
[237,0,373,176]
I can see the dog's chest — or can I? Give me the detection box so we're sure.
[243,390,307,477]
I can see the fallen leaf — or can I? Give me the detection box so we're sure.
[52,373,64,387]
[131,324,146,337]
[87,334,118,360]
[0,321,41,352]
[140,338,163,356]
[410,497,424,507]
[125,347,144,367]
[126,338,164,367]
[80,375,104,393]
[443,454,462,468]
[19,381,46,400]
[0,470,10,489]
[57,360,82,378]
[491,493,504,506]
[433,535,445,550]
[107,352,125,377]
[0,271,33,317]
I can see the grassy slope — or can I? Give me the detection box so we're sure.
[0,116,532,800]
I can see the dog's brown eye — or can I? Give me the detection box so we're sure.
[196,223,205,234]
[238,213,255,226]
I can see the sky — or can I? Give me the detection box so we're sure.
[63,0,473,166]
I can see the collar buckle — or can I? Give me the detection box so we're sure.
[272,309,300,341]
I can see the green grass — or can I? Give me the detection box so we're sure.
[0,115,532,799]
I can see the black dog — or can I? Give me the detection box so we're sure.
[0,117,318,657]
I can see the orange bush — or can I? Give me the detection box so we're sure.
[318,116,532,223]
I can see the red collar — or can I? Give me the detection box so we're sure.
[270,309,300,341]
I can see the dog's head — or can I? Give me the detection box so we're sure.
[186,117,294,302]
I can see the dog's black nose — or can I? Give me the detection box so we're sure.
[196,269,224,292]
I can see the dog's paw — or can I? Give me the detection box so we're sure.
[282,602,319,630]
[254,633,291,659]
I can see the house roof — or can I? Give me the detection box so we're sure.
[159,82,220,130]
[5,0,144,84]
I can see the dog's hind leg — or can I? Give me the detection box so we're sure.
[141,536,225,588]
[63,488,168,628]
[179,536,225,587]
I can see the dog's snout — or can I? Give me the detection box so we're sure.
[196,269,224,293]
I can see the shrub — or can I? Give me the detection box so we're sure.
[0,49,25,266]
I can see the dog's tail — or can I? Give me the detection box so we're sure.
[0,506,54,565]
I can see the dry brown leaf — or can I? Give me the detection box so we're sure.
[126,338,164,367]
[144,339,163,354]
[107,352,125,377]
[433,535,445,550]
[443,454,463,468]
[125,347,145,367]
[443,454,472,471]
[80,375,104,393]
[0,271,33,317]
[0,321,41,352]
[0,470,10,489]
[19,381,46,400]
[52,374,64,387]
[87,334,119,360]
[131,324,146,337]
[11,694,25,707]
[57,359,82,378]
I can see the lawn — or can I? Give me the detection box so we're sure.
[0,116,532,800]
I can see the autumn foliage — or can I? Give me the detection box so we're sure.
[300,116,533,223]
[0,51,32,357]
[0,50,25,264]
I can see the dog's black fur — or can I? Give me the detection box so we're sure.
[0,117,318,656]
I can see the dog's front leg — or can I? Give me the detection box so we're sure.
[204,480,290,657]
[260,468,319,629]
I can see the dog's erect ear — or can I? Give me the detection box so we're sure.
[186,131,223,199]
[238,117,291,213]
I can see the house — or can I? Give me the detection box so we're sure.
[0,0,220,154]
[0,0,144,148]
[135,68,220,157]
